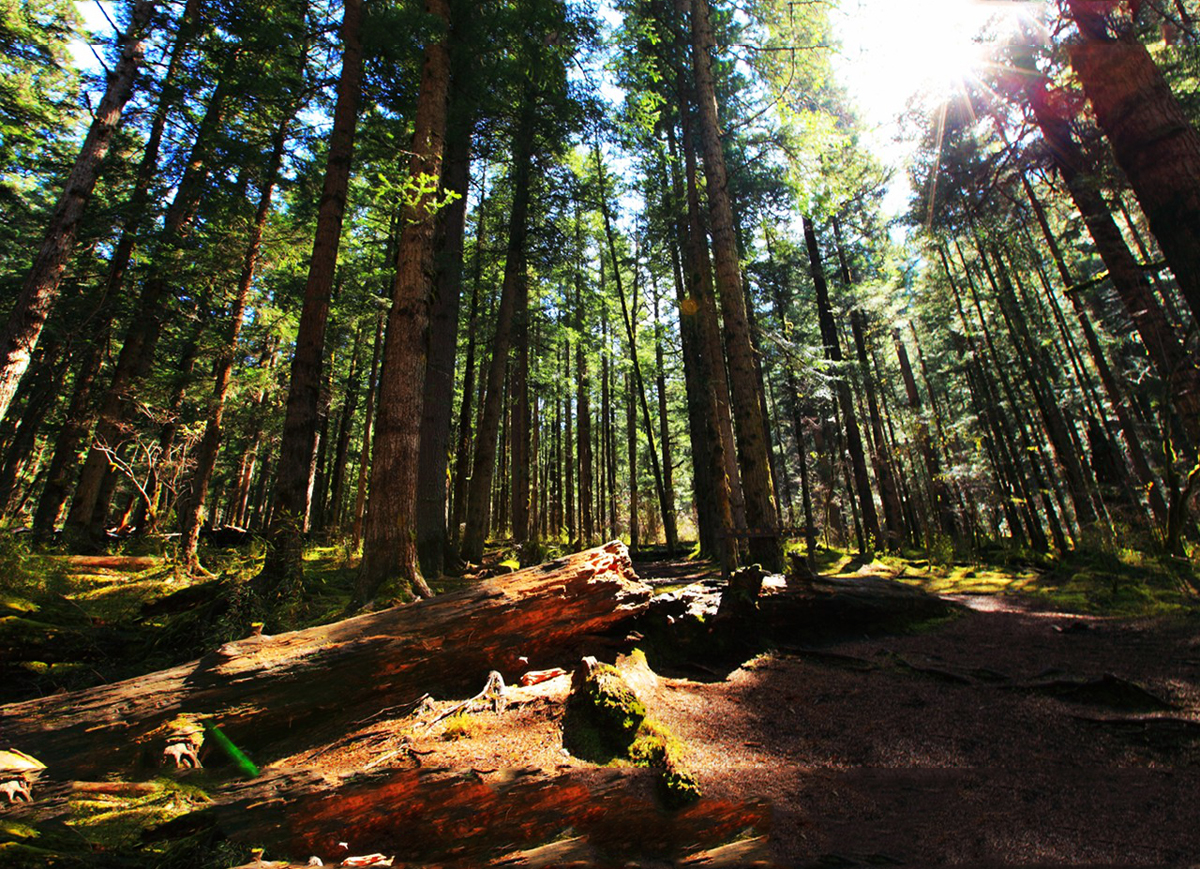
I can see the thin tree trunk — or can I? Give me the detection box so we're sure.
[257,0,364,596]
[448,174,489,560]
[627,369,639,551]
[804,216,881,552]
[576,241,595,548]
[67,69,232,543]
[893,328,957,540]
[1023,173,1168,524]
[327,322,365,531]
[460,92,535,563]
[351,313,384,550]
[179,113,293,571]
[594,147,677,553]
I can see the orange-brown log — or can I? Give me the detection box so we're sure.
[0,542,649,779]
[150,764,770,867]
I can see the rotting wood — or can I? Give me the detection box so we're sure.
[146,764,770,867]
[0,542,649,780]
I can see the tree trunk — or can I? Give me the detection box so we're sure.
[32,0,201,537]
[652,276,676,551]
[351,313,384,550]
[1029,78,1200,444]
[416,97,472,577]
[0,0,155,425]
[849,309,907,548]
[358,0,452,603]
[1066,2,1200,325]
[179,113,293,572]
[67,69,232,543]
[0,542,648,780]
[448,176,490,560]
[595,147,677,553]
[690,0,780,570]
[258,0,364,595]
[0,341,66,517]
[460,92,535,563]
[803,216,881,552]
[664,120,732,570]
[326,322,365,531]
[1022,174,1168,524]
[576,239,595,547]
[893,329,957,540]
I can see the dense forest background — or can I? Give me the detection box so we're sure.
[2,0,1199,613]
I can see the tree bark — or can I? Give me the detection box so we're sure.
[1066,2,1200,326]
[689,0,779,570]
[416,97,472,577]
[358,0,452,603]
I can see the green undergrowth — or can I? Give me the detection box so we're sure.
[853,543,1199,617]
[0,780,247,869]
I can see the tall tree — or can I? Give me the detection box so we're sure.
[255,0,364,597]
[0,0,155,424]
[689,0,780,569]
[358,0,453,603]
[1065,0,1200,324]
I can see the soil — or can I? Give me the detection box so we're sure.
[262,556,1200,867]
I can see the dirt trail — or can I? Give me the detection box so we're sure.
[632,557,1200,866]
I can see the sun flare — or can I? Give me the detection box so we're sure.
[835,0,1043,122]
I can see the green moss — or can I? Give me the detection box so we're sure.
[660,765,702,808]
[563,664,646,762]
[68,780,212,848]
[628,718,701,808]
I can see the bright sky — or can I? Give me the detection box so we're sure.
[830,0,1044,217]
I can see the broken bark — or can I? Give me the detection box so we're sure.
[0,542,649,780]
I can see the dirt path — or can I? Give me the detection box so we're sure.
[645,594,1200,866]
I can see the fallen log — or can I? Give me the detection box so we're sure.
[148,764,770,867]
[760,572,961,642]
[0,542,649,780]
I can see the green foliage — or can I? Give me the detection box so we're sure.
[0,534,68,598]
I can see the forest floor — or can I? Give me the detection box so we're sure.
[2,540,1200,866]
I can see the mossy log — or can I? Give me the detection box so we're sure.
[0,542,649,780]
[149,764,768,866]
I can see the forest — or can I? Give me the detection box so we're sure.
[2,0,1200,865]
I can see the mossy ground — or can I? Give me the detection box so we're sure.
[814,543,1199,618]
